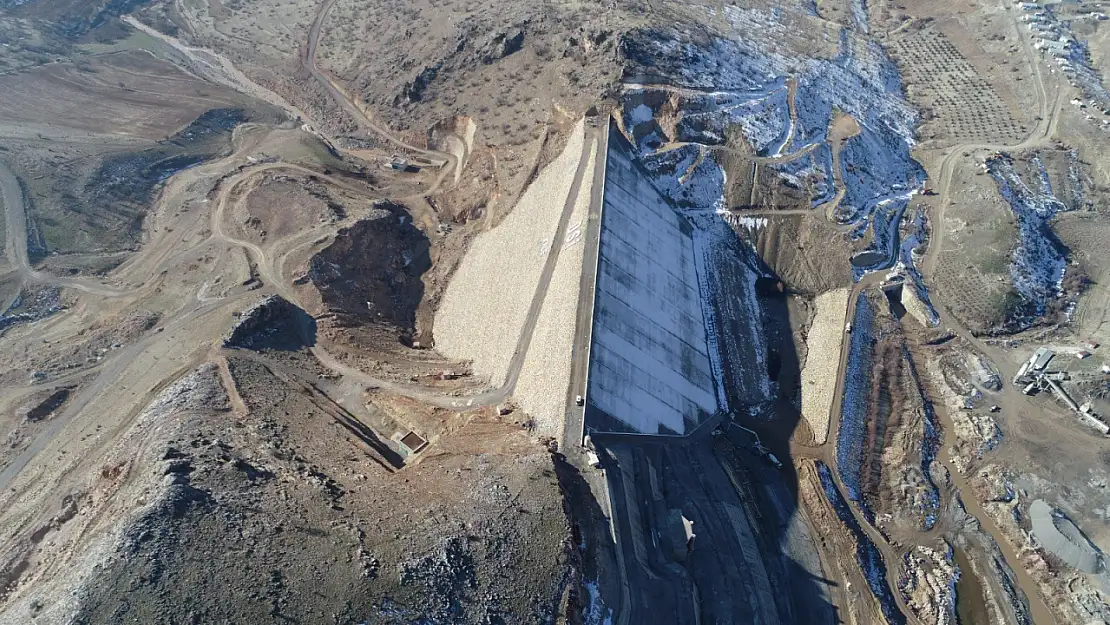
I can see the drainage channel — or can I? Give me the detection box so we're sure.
[932,399,1058,625]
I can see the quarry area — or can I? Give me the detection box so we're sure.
[5,0,1110,623]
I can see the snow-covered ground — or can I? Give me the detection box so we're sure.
[903,344,943,531]
[816,461,907,625]
[690,211,772,409]
[837,294,875,508]
[606,5,932,440]
[986,153,1070,328]
[602,13,933,619]
[640,144,726,209]
[897,209,940,326]
[766,144,836,207]
[584,580,614,625]
[1034,6,1110,110]
[622,7,924,272]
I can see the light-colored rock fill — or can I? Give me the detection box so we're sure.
[435,120,585,386]
[902,282,933,327]
[801,288,849,444]
[513,140,596,437]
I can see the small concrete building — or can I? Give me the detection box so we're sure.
[398,431,428,455]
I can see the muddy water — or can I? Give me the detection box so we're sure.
[953,547,992,625]
[850,250,888,268]
[932,402,1058,625]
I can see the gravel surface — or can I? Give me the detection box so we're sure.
[514,140,596,438]
[801,288,848,444]
[435,120,585,386]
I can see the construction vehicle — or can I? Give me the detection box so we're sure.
[387,155,420,172]
[587,451,602,469]
[753,440,783,469]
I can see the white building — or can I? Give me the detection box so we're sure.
[1036,38,1068,51]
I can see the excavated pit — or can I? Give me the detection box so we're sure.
[305,201,431,349]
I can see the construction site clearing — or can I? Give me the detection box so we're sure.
[1012,344,1110,435]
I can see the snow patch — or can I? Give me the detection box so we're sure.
[629,103,655,125]
[584,581,614,625]
[623,18,923,271]
[986,153,1069,328]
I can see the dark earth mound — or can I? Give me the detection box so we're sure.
[223,295,316,351]
[309,201,430,343]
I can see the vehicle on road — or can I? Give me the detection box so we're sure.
[587,451,602,469]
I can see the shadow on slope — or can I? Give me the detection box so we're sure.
[571,126,843,623]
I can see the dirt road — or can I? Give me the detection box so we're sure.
[0,294,234,491]
[802,274,929,625]
[920,1,1064,282]
[0,0,610,499]
[816,5,1066,621]
[206,127,600,412]
[126,10,454,197]
[304,0,456,195]
[0,161,128,302]
[909,6,1063,621]
[0,118,596,496]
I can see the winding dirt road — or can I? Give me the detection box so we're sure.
[920,4,1063,283]
[2,4,1070,622]
[776,4,1066,622]
[804,6,1065,621]
[304,0,457,194]
[0,0,606,502]
[0,100,596,499]
[0,163,129,301]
